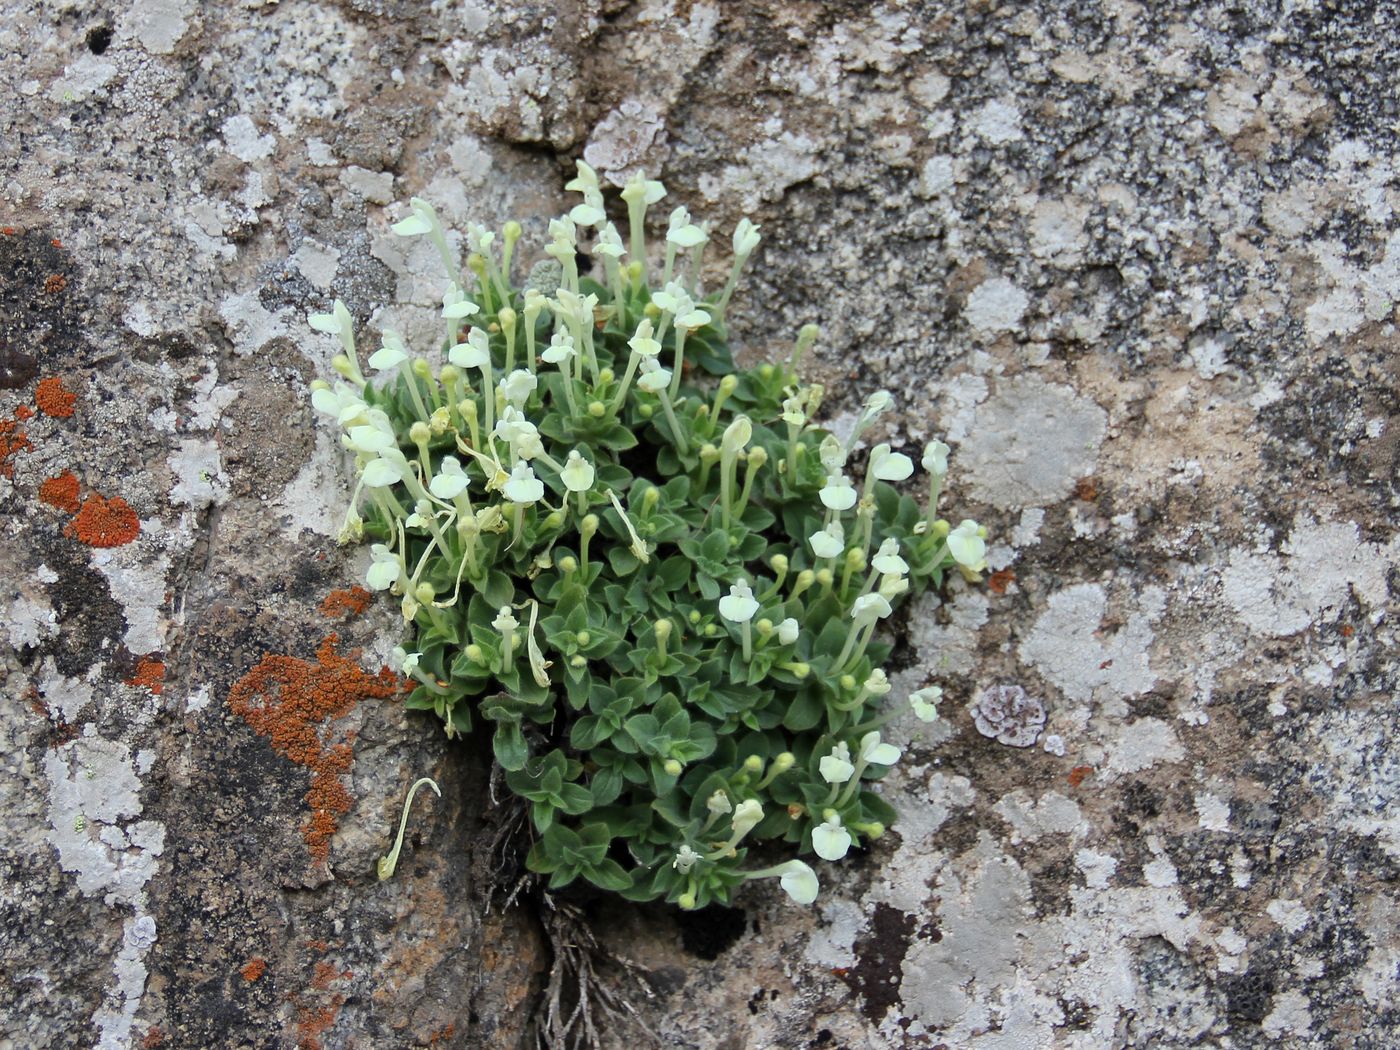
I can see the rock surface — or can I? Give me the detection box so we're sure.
[2,1,1398,1047]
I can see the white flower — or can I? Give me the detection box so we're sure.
[706,790,732,816]
[515,429,545,461]
[636,357,672,394]
[570,201,606,227]
[730,799,764,838]
[465,222,495,255]
[346,424,396,455]
[493,405,534,445]
[405,498,436,529]
[860,389,893,422]
[560,450,595,493]
[503,463,544,504]
[449,328,491,369]
[721,415,753,455]
[819,473,857,511]
[366,545,401,591]
[808,521,845,560]
[498,369,537,408]
[780,396,807,428]
[922,439,950,476]
[879,575,910,601]
[775,860,819,905]
[718,579,760,623]
[947,520,987,569]
[390,200,434,236]
[308,299,351,335]
[595,222,625,259]
[811,815,851,861]
[910,686,942,723]
[541,331,576,366]
[362,456,405,488]
[391,647,422,674]
[311,382,363,420]
[850,592,892,628]
[672,845,701,873]
[367,331,409,372]
[620,173,666,205]
[776,618,800,646]
[870,443,914,482]
[429,456,469,499]
[819,742,854,785]
[442,284,480,320]
[492,605,518,633]
[871,538,908,576]
[650,281,693,317]
[675,305,712,330]
[628,319,661,358]
[565,159,601,196]
[732,217,761,257]
[666,206,708,248]
[863,669,891,696]
[858,730,901,767]
[818,435,846,473]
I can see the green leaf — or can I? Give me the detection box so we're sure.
[493,721,529,771]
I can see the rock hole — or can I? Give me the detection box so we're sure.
[86,25,112,55]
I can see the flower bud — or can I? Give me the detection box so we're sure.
[411,358,432,380]
[654,619,673,645]
[576,630,591,646]
[773,752,795,772]
[465,644,484,663]
[570,655,587,668]
[542,510,565,530]
[557,555,578,573]
[663,759,683,776]
[677,891,697,910]
[588,400,606,417]
[770,554,788,574]
[598,367,614,384]
[840,674,857,691]
[409,421,431,445]
[755,618,774,637]
[580,514,600,538]
[743,755,763,774]
[815,568,834,588]
[439,364,461,385]
[414,582,435,605]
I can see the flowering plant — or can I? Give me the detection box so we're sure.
[308,165,985,908]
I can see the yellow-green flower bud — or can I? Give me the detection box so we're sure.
[580,514,599,538]
[770,554,788,574]
[498,306,516,329]
[576,630,591,646]
[409,421,431,445]
[815,568,834,588]
[773,752,795,772]
[415,582,435,605]
[598,367,615,385]
[642,486,660,510]
[570,655,587,668]
[718,374,738,395]
[677,891,697,910]
[755,618,774,637]
[743,755,764,774]
[557,555,578,573]
[663,759,683,776]
[411,358,432,380]
[689,610,702,624]
[439,364,461,385]
[840,674,857,691]
[932,519,950,538]
[542,510,565,530]
[654,619,673,645]
[699,444,720,463]
[465,644,484,663]
[638,403,654,419]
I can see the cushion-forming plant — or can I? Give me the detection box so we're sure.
[307,164,985,908]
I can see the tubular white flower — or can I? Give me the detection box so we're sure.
[947,520,987,569]
[368,331,409,372]
[819,473,857,511]
[812,814,852,861]
[503,463,544,504]
[362,456,405,488]
[721,415,753,456]
[390,208,432,236]
[666,207,708,249]
[492,605,518,633]
[391,647,422,674]
[676,305,712,330]
[775,860,819,904]
[541,331,576,366]
[346,424,397,455]
[871,538,908,576]
[636,357,672,394]
[650,281,693,317]
[733,217,761,257]
[718,579,760,623]
[910,685,943,723]
[776,618,800,646]
[922,439,950,476]
[465,223,495,255]
[846,389,893,451]
[858,730,901,767]
[730,799,764,838]
[448,328,491,369]
[850,592,892,628]
[595,222,625,259]
[442,284,479,320]
[870,444,915,482]
[863,669,891,697]
[819,742,855,784]
[818,435,846,473]
[498,369,537,408]
[780,396,807,428]
[628,319,661,358]
[428,456,469,499]
[366,544,402,591]
[560,450,595,493]
[809,521,845,560]
[620,174,666,206]
[672,845,701,873]
[706,790,732,816]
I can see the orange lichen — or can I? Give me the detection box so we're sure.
[228,635,402,863]
[126,657,166,695]
[1067,765,1094,787]
[0,227,15,236]
[65,493,140,547]
[295,998,345,1050]
[426,1024,457,1045]
[0,415,33,478]
[140,1028,165,1049]
[15,404,32,420]
[987,568,1016,594]
[240,957,267,982]
[1074,476,1099,502]
[35,376,77,418]
[39,470,81,513]
[320,586,372,620]
[43,273,67,295]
